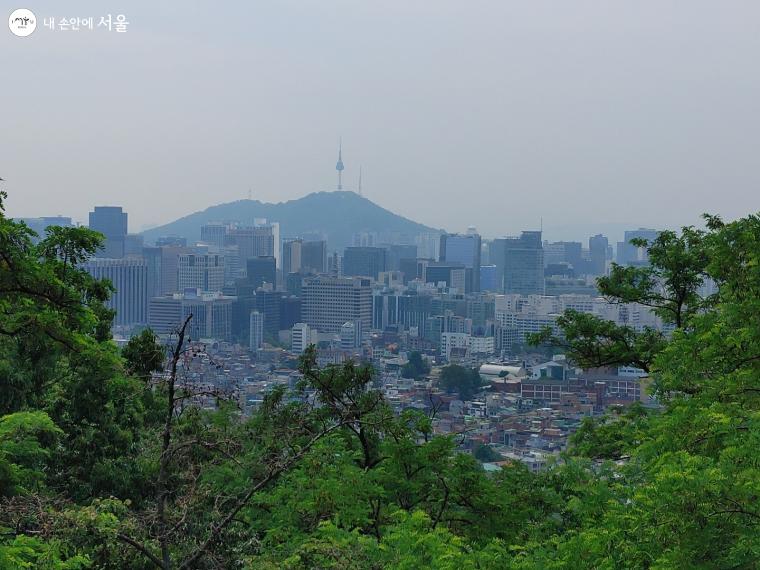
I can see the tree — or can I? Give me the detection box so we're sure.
[401,351,430,380]
[122,328,165,382]
[528,225,711,373]
[439,365,483,400]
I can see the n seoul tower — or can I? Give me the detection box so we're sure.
[335,138,345,190]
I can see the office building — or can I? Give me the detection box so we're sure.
[301,276,372,333]
[148,290,235,341]
[84,257,147,326]
[254,289,281,336]
[88,206,128,258]
[425,262,467,292]
[589,234,609,276]
[246,256,277,289]
[501,231,545,295]
[301,240,327,273]
[279,295,301,331]
[200,223,229,248]
[617,228,661,267]
[480,264,498,291]
[178,253,225,292]
[291,322,317,354]
[281,238,303,274]
[124,234,144,256]
[15,216,73,243]
[544,241,584,274]
[439,233,481,292]
[386,244,418,271]
[155,236,187,247]
[228,225,275,263]
[249,310,264,351]
[343,246,387,280]
[340,320,363,350]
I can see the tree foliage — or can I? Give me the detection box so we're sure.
[439,365,483,400]
[1,187,759,569]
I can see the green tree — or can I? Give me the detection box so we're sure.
[401,351,430,380]
[439,365,483,400]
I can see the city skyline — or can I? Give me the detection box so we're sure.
[3,1,759,240]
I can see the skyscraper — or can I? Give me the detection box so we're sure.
[177,253,225,292]
[200,223,229,248]
[84,257,147,326]
[589,234,609,276]
[228,225,275,263]
[301,276,372,333]
[148,290,234,341]
[502,231,545,295]
[343,246,387,280]
[281,238,303,274]
[439,233,482,292]
[88,206,128,258]
[617,228,661,267]
[15,216,73,243]
[249,310,264,351]
[340,320,363,350]
[247,256,277,289]
[301,240,327,273]
[291,322,316,354]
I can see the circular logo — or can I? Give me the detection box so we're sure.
[8,8,36,37]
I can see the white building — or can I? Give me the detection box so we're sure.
[291,322,317,354]
[249,310,264,351]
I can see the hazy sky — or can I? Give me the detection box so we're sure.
[3,1,759,242]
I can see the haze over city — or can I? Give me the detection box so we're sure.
[3,0,759,241]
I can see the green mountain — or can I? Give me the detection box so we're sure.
[141,191,441,250]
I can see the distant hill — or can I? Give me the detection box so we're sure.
[141,191,441,251]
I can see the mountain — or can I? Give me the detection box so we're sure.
[140,191,441,250]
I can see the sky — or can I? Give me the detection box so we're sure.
[2,1,759,242]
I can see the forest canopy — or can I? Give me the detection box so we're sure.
[1,191,759,569]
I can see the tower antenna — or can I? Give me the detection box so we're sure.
[358,165,363,197]
[335,138,344,190]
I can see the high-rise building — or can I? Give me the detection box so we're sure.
[124,234,144,256]
[279,295,302,331]
[178,253,225,292]
[148,290,235,341]
[386,244,418,271]
[425,262,467,292]
[544,241,584,274]
[589,234,609,276]
[501,231,544,295]
[254,289,281,336]
[291,322,317,354]
[617,228,660,267]
[281,238,303,274]
[343,246,387,280]
[249,310,264,351]
[247,256,277,289]
[88,206,128,258]
[141,246,163,299]
[439,233,482,292]
[340,320,363,350]
[155,236,187,247]
[228,225,275,263]
[15,216,73,243]
[158,246,191,294]
[200,223,229,248]
[480,264,498,291]
[84,257,147,326]
[301,276,372,334]
[301,240,327,273]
